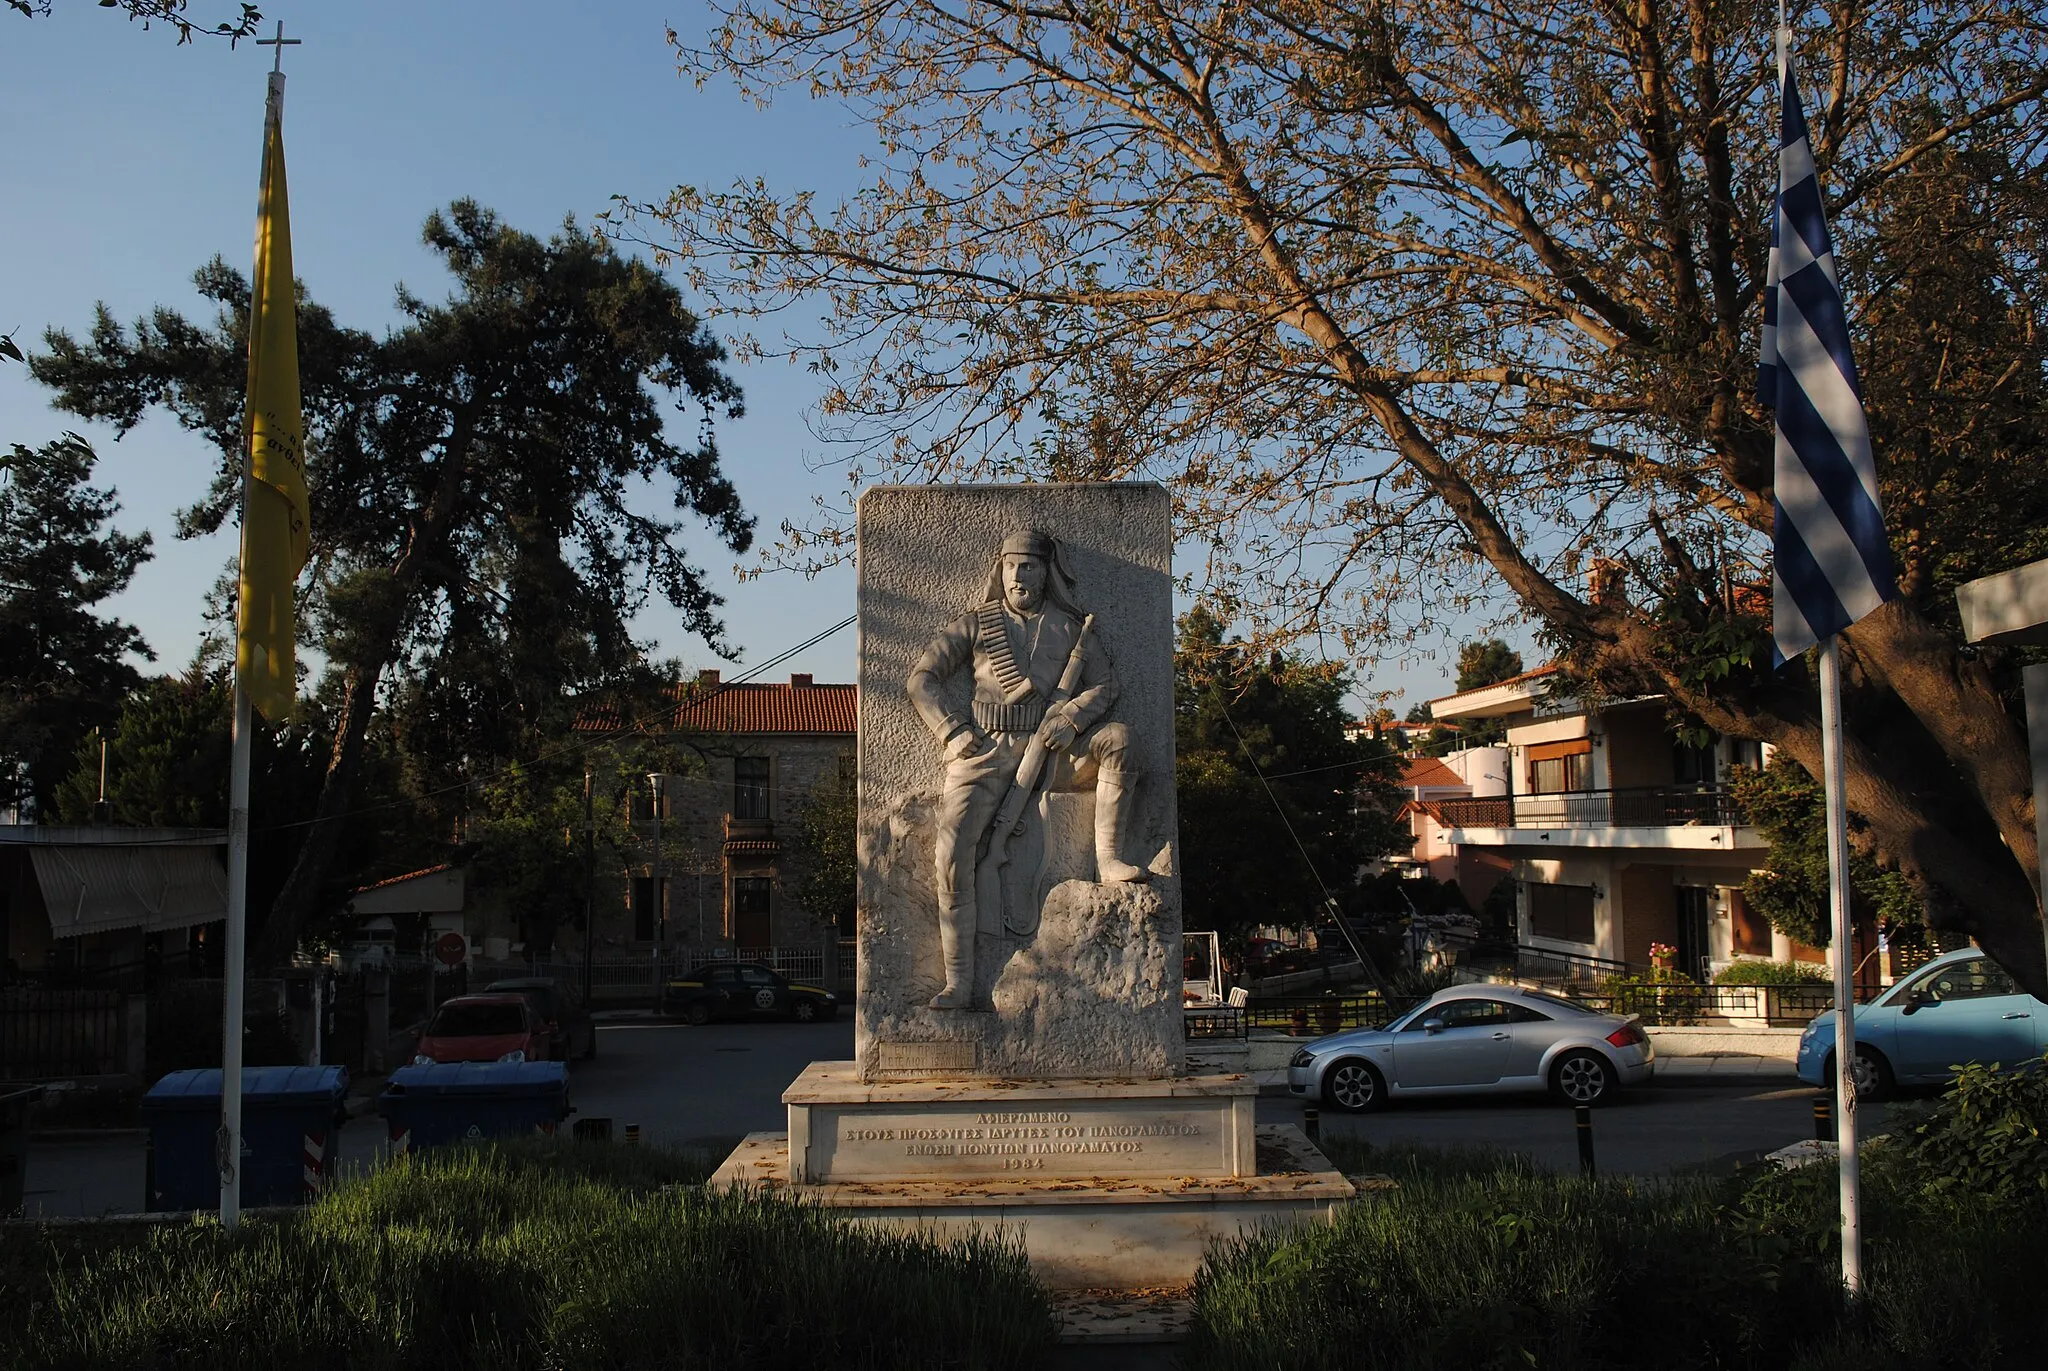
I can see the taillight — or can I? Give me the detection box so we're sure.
[1606,1023,1646,1048]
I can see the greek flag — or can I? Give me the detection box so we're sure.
[1758,62,1896,664]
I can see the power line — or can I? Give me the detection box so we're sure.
[1217,697,1392,997]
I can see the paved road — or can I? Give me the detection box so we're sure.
[18,1017,854,1218]
[1258,1082,1887,1177]
[22,1022,1854,1217]
[567,1017,854,1153]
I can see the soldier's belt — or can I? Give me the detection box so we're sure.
[974,698,1046,734]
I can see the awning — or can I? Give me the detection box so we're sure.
[32,843,229,938]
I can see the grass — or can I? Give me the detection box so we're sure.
[1185,1136,2048,1371]
[1,1138,1057,1371]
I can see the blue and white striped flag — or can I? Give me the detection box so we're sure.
[1758,61,1896,664]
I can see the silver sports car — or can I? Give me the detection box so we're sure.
[1287,985,1656,1111]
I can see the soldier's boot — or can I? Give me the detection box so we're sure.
[930,900,975,1009]
[1095,774,1149,883]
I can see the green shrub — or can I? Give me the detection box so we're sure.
[1189,1130,2048,1370]
[1594,968,1701,1025]
[2,1141,1055,1370]
[1880,1054,2048,1203]
[1714,959,1831,986]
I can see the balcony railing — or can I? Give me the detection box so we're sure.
[1435,784,1742,830]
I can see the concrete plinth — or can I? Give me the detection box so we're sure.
[783,1061,1257,1184]
[711,1123,1354,1289]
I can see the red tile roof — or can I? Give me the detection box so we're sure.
[351,863,455,895]
[668,679,857,735]
[575,674,856,736]
[1400,757,1466,790]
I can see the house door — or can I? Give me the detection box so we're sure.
[733,876,772,949]
[1675,887,1712,981]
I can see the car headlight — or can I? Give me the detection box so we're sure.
[497,1049,526,1064]
[1290,1048,1314,1068]
[825,992,838,1001]
[412,1054,435,1066]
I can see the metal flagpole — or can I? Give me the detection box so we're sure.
[219,682,250,1228]
[221,21,302,1232]
[1818,639,1862,1294]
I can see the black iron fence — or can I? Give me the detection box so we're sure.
[1436,784,1742,830]
[1568,980,1884,1027]
[1244,993,1428,1036]
[0,987,128,1079]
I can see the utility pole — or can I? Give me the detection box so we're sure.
[648,772,666,1010]
[582,771,596,1011]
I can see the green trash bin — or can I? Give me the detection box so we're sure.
[0,1084,46,1216]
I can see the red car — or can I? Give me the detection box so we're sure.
[413,994,551,1065]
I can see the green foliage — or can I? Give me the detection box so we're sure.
[33,201,753,959]
[1454,639,1524,692]
[0,435,152,818]
[1728,756,1924,948]
[1175,605,1408,940]
[1713,960,1831,987]
[1189,1129,2048,1371]
[787,756,857,937]
[1,1141,1056,1370]
[1883,1055,2048,1204]
[1593,968,1702,1025]
[464,722,700,959]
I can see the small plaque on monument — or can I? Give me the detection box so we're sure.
[875,1041,980,1076]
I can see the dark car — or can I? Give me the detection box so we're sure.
[485,976,597,1060]
[662,962,839,1025]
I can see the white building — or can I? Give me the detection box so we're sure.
[1424,667,1828,980]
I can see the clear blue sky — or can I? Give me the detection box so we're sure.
[1,0,1522,713]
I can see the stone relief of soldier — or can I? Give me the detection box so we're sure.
[907,529,1149,1010]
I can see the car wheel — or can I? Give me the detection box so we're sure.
[684,1001,712,1027]
[1824,1046,1894,1102]
[1551,1049,1613,1107]
[793,1000,819,1024]
[1321,1057,1385,1113]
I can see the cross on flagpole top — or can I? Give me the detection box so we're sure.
[257,20,301,73]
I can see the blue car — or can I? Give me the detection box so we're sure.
[1796,948,2047,1100]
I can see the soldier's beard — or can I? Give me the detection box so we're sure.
[1005,584,1041,613]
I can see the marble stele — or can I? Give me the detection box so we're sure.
[711,482,1356,1290]
[854,484,1185,1082]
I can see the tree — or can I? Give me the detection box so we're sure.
[1175,604,1407,940]
[0,435,153,818]
[48,667,337,929]
[1455,640,1525,693]
[787,760,858,937]
[627,2,2048,990]
[6,2,263,45]
[33,202,754,964]
[1442,636,1528,746]
[1727,754,1921,949]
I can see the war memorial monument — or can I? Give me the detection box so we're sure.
[712,482,1353,1287]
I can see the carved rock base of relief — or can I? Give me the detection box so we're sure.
[857,791,1184,1082]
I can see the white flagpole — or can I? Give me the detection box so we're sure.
[1819,638,1863,1294]
[219,678,251,1228]
[221,27,296,1230]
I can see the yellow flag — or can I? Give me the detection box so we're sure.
[238,72,310,722]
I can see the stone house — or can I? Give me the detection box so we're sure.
[632,671,856,955]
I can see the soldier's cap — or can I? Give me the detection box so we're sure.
[1000,529,1055,559]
